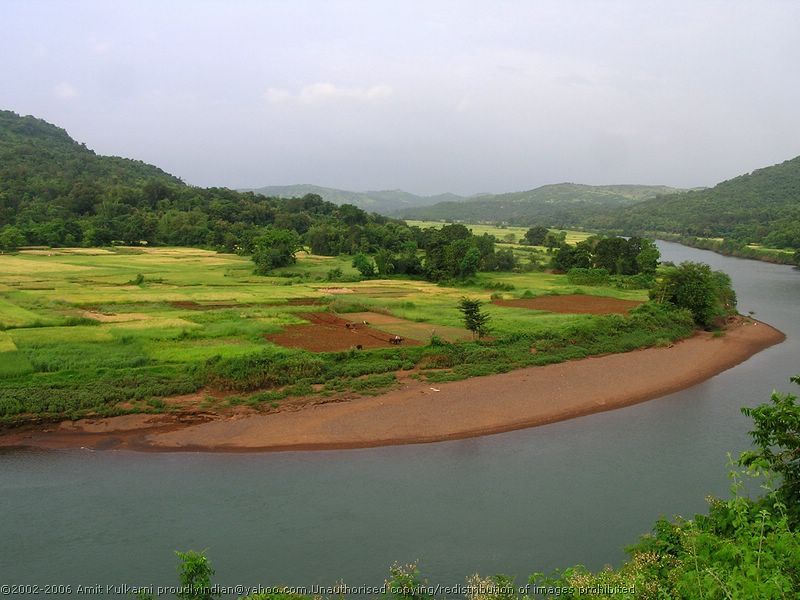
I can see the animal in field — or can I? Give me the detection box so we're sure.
[356,344,363,350]
[389,335,404,345]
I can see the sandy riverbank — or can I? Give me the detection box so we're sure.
[0,319,784,453]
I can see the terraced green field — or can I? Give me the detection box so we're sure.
[0,247,689,424]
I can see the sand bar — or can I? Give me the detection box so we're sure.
[0,319,784,453]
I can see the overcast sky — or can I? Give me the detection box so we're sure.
[2,1,799,195]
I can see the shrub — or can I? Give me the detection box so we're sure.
[566,267,610,285]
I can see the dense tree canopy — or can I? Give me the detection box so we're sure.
[551,236,659,276]
[650,261,737,326]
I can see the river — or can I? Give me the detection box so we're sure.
[1,241,798,596]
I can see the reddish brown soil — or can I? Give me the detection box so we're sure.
[285,298,326,306]
[265,312,420,352]
[494,294,642,314]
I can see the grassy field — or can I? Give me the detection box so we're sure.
[0,247,691,424]
[403,220,592,245]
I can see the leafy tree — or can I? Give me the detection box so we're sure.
[251,228,302,274]
[524,226,549,246]
[484,248,516,271]
[393,241,423,275]
[374,248,395,276]
[459,247,481,277]
[352,252,376,277]
[383,562,432,600]
[551,244,591,272]
[175,551,219,600]
[0,225,25,251]
[739,375,800,525]
[594,237,634,274]
[325,267,343,281]
[635,238,660,274]
[458,297,491,339]
[650,261,736,326]
[543,230,566,249]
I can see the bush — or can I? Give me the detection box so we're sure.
[650,261,737,326]
[566,267,610,285]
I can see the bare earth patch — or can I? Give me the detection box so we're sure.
[343,312,472,342]
[493,294,642,314]
[265,312,421,351]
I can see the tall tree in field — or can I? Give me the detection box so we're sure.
[251,228,302,275]
[524,226,549,246]
[458,297,491,339]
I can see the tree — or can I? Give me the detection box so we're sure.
[485,248,516,271]
[594,237,633,274]
[650,261,737,326]
[635,238,660,274]
[459,247,481,277]
[0,225,25,252]
[458,297,491,339]
[551,244,591,272]
[352,252,376,277]
[524,226,549,246]
[175,551,219,600]
[543,230,566,249]
[251,228,302,275]
[739,375,800,525]
[374,248,395,276]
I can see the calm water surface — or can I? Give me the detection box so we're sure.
[1,242,798,596]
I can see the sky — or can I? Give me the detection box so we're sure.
[2,0,800,196]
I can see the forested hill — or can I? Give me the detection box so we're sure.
[0,110,399,251]
[397,183,682,225]
[607,156,800,248]
[0,110,181,190]
[245,184,467,214]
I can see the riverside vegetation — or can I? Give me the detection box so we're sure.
[0,110,745,432]
[136,375,800,599]
[400,156,800,266]
[0,240,714,426]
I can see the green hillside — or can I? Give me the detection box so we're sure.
[397,183,682,225]
[245,183,467,213]
[611,156,800,248]
[0,110,394,251]
[0,110,182,228]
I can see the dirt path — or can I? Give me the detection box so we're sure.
[0,319,784,453]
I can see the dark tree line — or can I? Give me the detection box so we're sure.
[551,235,660,275]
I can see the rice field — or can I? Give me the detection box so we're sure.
[0,246,653,422]
[403,220,592,245]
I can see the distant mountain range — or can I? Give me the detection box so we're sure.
[605,156,800,247]
[243,184,470,214]
[395,183,685,223]
[3,108,798,252]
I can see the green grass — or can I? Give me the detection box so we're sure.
[0,246,688,424]
[404,219,592,245]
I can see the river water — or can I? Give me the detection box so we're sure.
[1,242,798,596]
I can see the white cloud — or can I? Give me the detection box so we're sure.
[263,83,393,105]
[53,82,78,99]
[263,87,292,104]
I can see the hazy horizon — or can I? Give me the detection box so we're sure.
[3,0,799,196]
